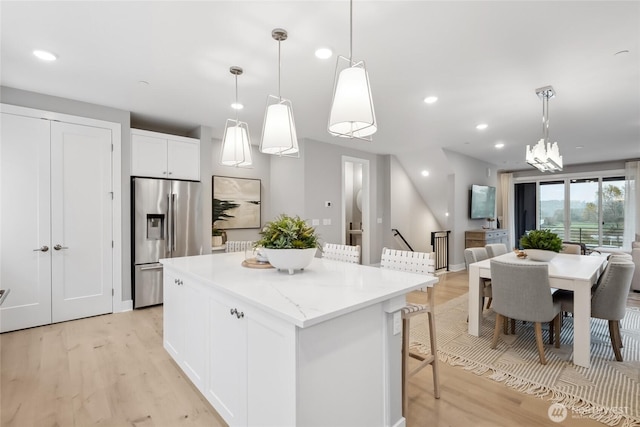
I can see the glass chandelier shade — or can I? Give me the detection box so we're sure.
[328,0,377,141]
[219,66,253,167]
[260,28,299,158]
[526,86,562,172]
[220,119,252,167]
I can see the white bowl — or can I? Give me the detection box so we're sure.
[262,248,317,274]
[525,249,557,262]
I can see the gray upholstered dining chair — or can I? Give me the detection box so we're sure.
[321,243,360,264]
[489,259,561,365]
[486,243,508,258]
[380,247,440,416]
[464,247,492,309]
[554,260,635,361]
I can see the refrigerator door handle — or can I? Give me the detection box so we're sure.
[166,194,172,254]
[171,193,177,252]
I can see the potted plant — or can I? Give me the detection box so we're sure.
[211,226,223,247]
[255,214,320,274]
[519,229,563,261]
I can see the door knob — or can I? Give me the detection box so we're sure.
[53,244,69,250]
[33,246,49,252]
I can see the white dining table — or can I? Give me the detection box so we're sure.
[468,252,607,368]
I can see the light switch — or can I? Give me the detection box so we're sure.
[323,218,331,226]
[312,219,320,226]
[377,218,383,224]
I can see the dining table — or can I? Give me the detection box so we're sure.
[468,251,608,368]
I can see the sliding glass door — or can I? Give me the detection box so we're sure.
[516,174,626,250]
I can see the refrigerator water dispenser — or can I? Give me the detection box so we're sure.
[146,214,164,240]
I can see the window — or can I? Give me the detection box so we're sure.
[515,174,626,249]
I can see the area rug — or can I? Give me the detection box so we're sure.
[410,294,640,427]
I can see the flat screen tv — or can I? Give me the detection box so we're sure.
[470,184,496,219]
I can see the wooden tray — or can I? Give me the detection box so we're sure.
[242,258,274,269]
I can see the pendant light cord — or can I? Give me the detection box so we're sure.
[235,73,239,122]
[349,0,353,64]
[278,39,282,101]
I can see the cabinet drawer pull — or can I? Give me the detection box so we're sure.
[230,308,244,318]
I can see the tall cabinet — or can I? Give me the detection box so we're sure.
[0,105,118,333]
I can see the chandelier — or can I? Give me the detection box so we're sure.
[526,86,563,172]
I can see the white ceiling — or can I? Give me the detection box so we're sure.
[2,1,639,175]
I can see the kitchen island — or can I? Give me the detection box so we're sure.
[161,252,438,427]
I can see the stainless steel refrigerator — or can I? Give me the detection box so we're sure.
[132,177,202,308]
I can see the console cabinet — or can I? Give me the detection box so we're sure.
[131,129,200,181]
[465,229,510,248]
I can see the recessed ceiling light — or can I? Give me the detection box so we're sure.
[33,50,57,61]
[476,123,488,130]
[231,103,244,110]
[445,212,449,217]
[315,48,333,59]
[424,96,438,104]
[494,143,504,149]
[575,145,584,149]
[421,170,430,177]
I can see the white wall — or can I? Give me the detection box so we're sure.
[443,149,499,268]
[389,156,441,252]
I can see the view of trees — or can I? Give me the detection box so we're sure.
[539,182,625,247]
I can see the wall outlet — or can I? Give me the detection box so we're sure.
[322,218,331,226]
[312,219,320,226]
[393,311,401,335]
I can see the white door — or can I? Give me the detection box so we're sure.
[0,113,52,332]
[50,121,113,322]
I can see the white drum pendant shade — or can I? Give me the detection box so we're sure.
[329,64,377,139]
[220,120,252,167]
[260,98,299,156]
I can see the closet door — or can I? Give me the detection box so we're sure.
[0,113,52,332]
[50,122,113,322]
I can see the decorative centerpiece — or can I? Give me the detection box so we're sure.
[255,214,320,274]
[519,229,563,261]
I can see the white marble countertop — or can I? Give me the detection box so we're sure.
[161,252,438,328]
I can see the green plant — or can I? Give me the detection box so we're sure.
[212,198,239,236]
[519,229,563,253]
[256,214,320,249]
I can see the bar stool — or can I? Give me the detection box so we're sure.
[380,247,440,417]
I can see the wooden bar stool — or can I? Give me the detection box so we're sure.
[380,248,440,417]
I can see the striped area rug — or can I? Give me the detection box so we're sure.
[410,293,640,427]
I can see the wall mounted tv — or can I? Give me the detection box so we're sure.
[470,184,496,219]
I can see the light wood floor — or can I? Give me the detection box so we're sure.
[1,271,638,427]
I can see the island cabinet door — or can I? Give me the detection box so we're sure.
[205,292,296,427]
[206,294,248,426]
[163,269,184,360]
[162,270,207,390]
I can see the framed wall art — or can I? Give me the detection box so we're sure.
[212,176,261,229]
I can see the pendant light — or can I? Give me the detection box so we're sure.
[525,85,563,172]
[260,28,299,157]
[220,66,253,167]
[328,0,377,140]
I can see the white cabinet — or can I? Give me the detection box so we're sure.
[162,269,207,390]
[1,108,115,333]
[163,265,295,427]
[131,129,200,181]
